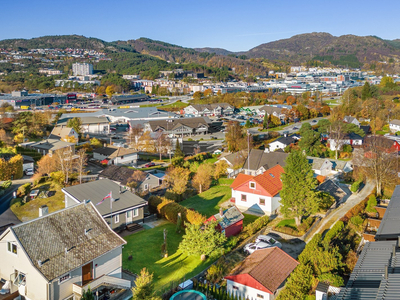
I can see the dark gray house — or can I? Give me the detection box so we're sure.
[62,179,147,230]
[242,149,288,176]
[99,165,165,192]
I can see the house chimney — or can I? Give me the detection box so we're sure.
[393,245,396,259]
[38,260,43,267]
[219,208,224,217]
[39,205,48,217]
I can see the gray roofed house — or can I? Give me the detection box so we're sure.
[343,116,360,127]
[57,115,111,134]
[337,240,400,300]
[207,206,244,237]
[317,179,347,203]
[49,126,79,142]
[307,157,353,175]
[22,138,75,156]
[99,165,165,192]
[62,179,147,229]
[375,185,400,241]
[242,149,288,176]
[216,150,248,175]
[146,117,211,136]
[93,146,139,166]
[184,103,234,116]
[268,135,297,151]
[389,119,400,133]
[0,202,131,300]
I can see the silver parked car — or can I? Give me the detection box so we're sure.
[255,235,282,248]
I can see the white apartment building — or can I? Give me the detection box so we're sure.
[72,63,93,76]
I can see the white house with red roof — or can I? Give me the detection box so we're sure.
[230,165,284,215]
[225,247,299,300]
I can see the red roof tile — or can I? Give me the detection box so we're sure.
[253,165,284,197]
[225,247,299,293]
[230,173,253,189]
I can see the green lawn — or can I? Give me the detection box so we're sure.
[276,219,296,229]
[10,181,65,222]
[158,101,188,110]
[180,181,233,216]
[180,179,258,224]
[122,223,215,294]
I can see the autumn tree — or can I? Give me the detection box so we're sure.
[106,85,115,97]
[155,132,171,160]
[330,121,346,159]
[192,163,214,193]
[225,121,250,152]
[138,131,156,153]
[75,148,87,184]
[214,160,228,179]
[128,124,144,150]
[36,154,58,175]
[0,129,11,146]
[353,136,398,196]
[280,151,319,226]
[127,170,147,192]
[380,76,395,89]
[54,147,75,184]
[165,166,190,199]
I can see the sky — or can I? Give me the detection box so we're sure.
[1,0,400,52]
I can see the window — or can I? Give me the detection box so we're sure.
[133,208,139,217]
[249,182,256,189]
[7,242,17,254]
[12,270,25,287]
[126,210,131,218]
[144,184,149,190]
[241,194,247,202]
[257,294,264,299]
[59,273,70,284]
[259,198,265,206]
[232,286,239,290]
[114,214,119,223]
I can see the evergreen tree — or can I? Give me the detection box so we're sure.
[80,287,94,300]
[280,151,319,226]
[174,139,184,158]
[361,81,371,100]
[299,128,321,156]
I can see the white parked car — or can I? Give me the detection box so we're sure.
[24,168,34,176]
[244,235,282,254]
[255,235,282,248]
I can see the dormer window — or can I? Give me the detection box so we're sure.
[250,182,256,189]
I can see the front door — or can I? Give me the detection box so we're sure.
[82,262,93,285]
[126,210,133,224]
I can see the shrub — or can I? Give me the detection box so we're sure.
[365,195,377,213]
[342,144,353,153]
[50,171,65,185]
[323,221,344,246]
[1,180,12,189]
[17,183,31,197]
[350,215,364,231]
[149,196,206,225]
[341,194,369,223]
[238,215,270,240]
[206,258,226,283]
[350,180,361,193]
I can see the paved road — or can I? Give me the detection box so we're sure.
[306,179,375,242]
[0,178,32,223]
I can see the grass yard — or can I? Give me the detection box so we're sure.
[122,223,215,294]
[180,178,258,224]
[158,101,188,111]
[276,218,296,230]
[180,181,233,216]
[10,182,65,222]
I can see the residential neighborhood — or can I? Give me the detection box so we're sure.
[2,7,400,299]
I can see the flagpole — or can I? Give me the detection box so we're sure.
[110,191,113,229]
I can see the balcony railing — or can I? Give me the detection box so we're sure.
[73,275,131,295]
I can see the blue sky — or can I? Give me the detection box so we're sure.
[1,0,399,52]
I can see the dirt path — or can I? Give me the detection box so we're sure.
[306,180,375,242]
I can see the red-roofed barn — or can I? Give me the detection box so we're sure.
[230,165,284,215]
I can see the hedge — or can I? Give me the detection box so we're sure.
[323,221,344,246]
[341,194,371,223]
[148,196,206,225]
[0,154,24,180]
[350,180,361,193]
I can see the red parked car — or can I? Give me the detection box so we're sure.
[144,162,155,168]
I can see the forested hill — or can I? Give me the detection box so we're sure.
[241,32,400,68]
[0,35,115,51]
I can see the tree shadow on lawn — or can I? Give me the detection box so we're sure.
[181,194,225,216]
